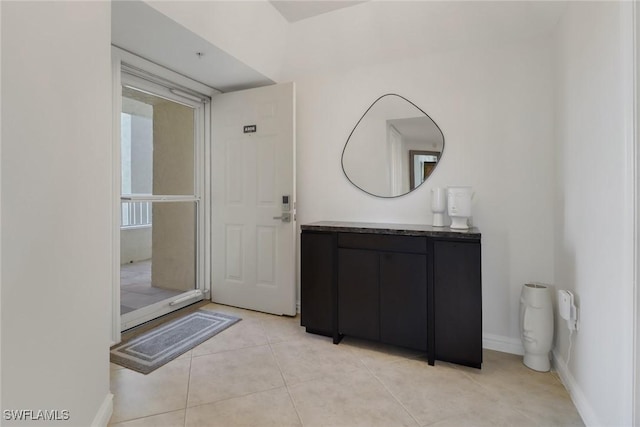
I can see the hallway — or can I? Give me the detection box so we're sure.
[109,303,583,426]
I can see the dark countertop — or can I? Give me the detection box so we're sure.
[301,221,481,240]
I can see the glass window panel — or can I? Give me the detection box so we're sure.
[120,201,196,314]
[121,86,195,196]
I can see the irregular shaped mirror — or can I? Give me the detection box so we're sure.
[341,94,444,198]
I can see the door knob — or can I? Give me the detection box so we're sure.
[273,213,291,223]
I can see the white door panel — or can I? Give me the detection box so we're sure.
[212,82,296,316]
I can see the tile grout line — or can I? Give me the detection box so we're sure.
[190,340,268,360]
[453,363,558,426]
[360,358,423,427]
[109,358,194,424]
[179,316,302,415]
[264,319,305,427]
[182,350,194,427]
[181,320,278,411]
[183,385,286,412]
[111,409,185,426]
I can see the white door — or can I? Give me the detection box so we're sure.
[212,82,296,316]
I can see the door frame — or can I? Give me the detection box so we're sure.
[633,1,640,424]
[111,47,219,344]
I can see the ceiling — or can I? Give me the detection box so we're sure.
[389,117,443,147]
[269,1,367,22]
[113,1,567,93]
[112,1,274,92]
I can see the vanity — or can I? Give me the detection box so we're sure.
[300,221,482,368]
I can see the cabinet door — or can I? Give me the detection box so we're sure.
[300,232,335,336]
[338,248,379,341]
[434,240,482,368]
[380,252,427,351]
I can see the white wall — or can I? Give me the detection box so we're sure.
[292,36,556,350]
[553,2,635,425]
[1,2,113,425]
[121,228,152,264]
[151,100,197,292]
[282,1,565,79]
[0,0,4,414]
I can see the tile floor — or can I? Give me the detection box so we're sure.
[109,303,584,427]
[120,260,183,314]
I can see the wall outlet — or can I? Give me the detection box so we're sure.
[558,290,578,330]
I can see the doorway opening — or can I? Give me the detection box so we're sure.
[114,51,213,334]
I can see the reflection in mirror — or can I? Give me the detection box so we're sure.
[341,94,444,198]
[410,150,440,190]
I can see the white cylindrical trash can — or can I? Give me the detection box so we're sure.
[519,283,553,372]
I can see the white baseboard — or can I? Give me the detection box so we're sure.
[552,349,598,426]
[482,333,525,355]
[91,393,113,427]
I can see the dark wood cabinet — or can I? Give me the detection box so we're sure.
[300,222,482,369]
[434,240,482,368]
[379,252,428,351]
[300,231,336,337]
[338,248,379,341]
[336,247,428,351]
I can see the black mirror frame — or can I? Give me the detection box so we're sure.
[341,93,445,198]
